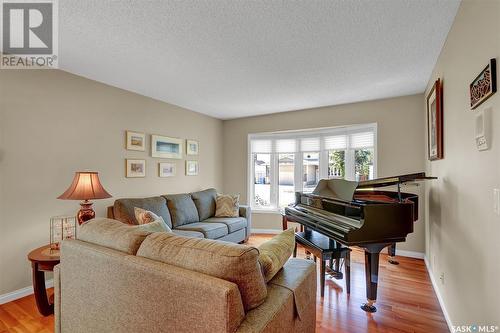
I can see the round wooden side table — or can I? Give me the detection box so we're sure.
[27,245,60,316]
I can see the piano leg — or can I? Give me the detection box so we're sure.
[361,244,386,313]
[282,215,288,230]
[388,243,399,265]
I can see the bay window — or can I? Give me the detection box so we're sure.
[249,124,377,211]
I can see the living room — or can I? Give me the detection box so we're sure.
[0,0,498,332]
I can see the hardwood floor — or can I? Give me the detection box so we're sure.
[250,235,447,333]
[0,234,448,333]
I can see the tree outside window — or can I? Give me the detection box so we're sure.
[355,149,374,181]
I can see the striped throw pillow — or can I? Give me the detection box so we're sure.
[215,194,240,218]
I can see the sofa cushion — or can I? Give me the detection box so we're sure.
[163,194,200,227]
[258,228,295,282]
[113,196,172,228]
[78,218,150,255]
[175,222,228,239]
[191,188,217,220]
[238,258,317,332]
[203,217,247,233]
[137,232,268,311]
[172,229,204,238]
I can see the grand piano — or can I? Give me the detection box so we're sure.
[284,172,435,312]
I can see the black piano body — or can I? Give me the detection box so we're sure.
[284,172,435,312]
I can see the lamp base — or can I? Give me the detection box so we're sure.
[77,201,95,225]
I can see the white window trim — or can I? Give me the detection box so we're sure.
[248,123,377,212]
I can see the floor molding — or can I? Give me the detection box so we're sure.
[0,280,53,305]
[424,256,453,332]
[396,249,425,259]
[251,228,282,234]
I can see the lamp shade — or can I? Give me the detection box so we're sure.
[57,172,112,201]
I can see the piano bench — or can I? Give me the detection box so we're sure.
[293,230,351,297]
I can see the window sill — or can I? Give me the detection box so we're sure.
[251,208,284,215]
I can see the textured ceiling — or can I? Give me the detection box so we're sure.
[59,0,460,119]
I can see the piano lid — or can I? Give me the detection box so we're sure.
[357,172,437,189]
[312,179,359,201]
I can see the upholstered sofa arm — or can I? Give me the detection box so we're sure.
[239,205,252,241]
[58,240,246,333]
[54,264,61,333]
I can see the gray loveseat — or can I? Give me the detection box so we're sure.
[107,188,251,243]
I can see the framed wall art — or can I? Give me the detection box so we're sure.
[126,131,146,151]
[470,58,496,110]
[427,78,443,161]
[159,162,176,177]
[186,139,199,155]
[151,135,183,159]
[126,159,146,178]
[186,160,199,176]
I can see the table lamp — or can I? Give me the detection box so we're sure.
[57,172,112,225]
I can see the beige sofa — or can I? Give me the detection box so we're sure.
[54,219,317,333]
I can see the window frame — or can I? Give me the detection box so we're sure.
[248,123,377,213]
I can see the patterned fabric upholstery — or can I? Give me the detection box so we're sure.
[258,228,295,282]
[56,218,317,333]
[77,218,150,255]
[215,194,240,217]
[163,194,200,227]
[236,259,317,333]
[59,240,246,333]
[172,229,204,238]
[137,232,268,311]
[191,188,217,220]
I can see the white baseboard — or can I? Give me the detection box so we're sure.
[251,228,282,234]
[0,279,54,305]
[424,256,452,332]
[396,249,425,259]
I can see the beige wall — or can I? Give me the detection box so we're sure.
[0,70,223,295]
[223,94,426,253]
[424,0,500,325]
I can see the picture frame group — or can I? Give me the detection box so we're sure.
[125,130,199,177]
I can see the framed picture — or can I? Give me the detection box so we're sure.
[126,131,145,151]
[186,139,199,155]
[470,58,497,110]
[159,162,176,177]
[126,159,146,178]
[427,78,443,161]
[186,160,199,176]
[151,135,183,159]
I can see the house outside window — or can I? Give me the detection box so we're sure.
[248,124,377,211]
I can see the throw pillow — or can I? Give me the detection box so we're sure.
[215,194,240,217]
[134,207,159,224]
[133,220,171,233]
[134,207,172,232]
[258,228,295,282]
